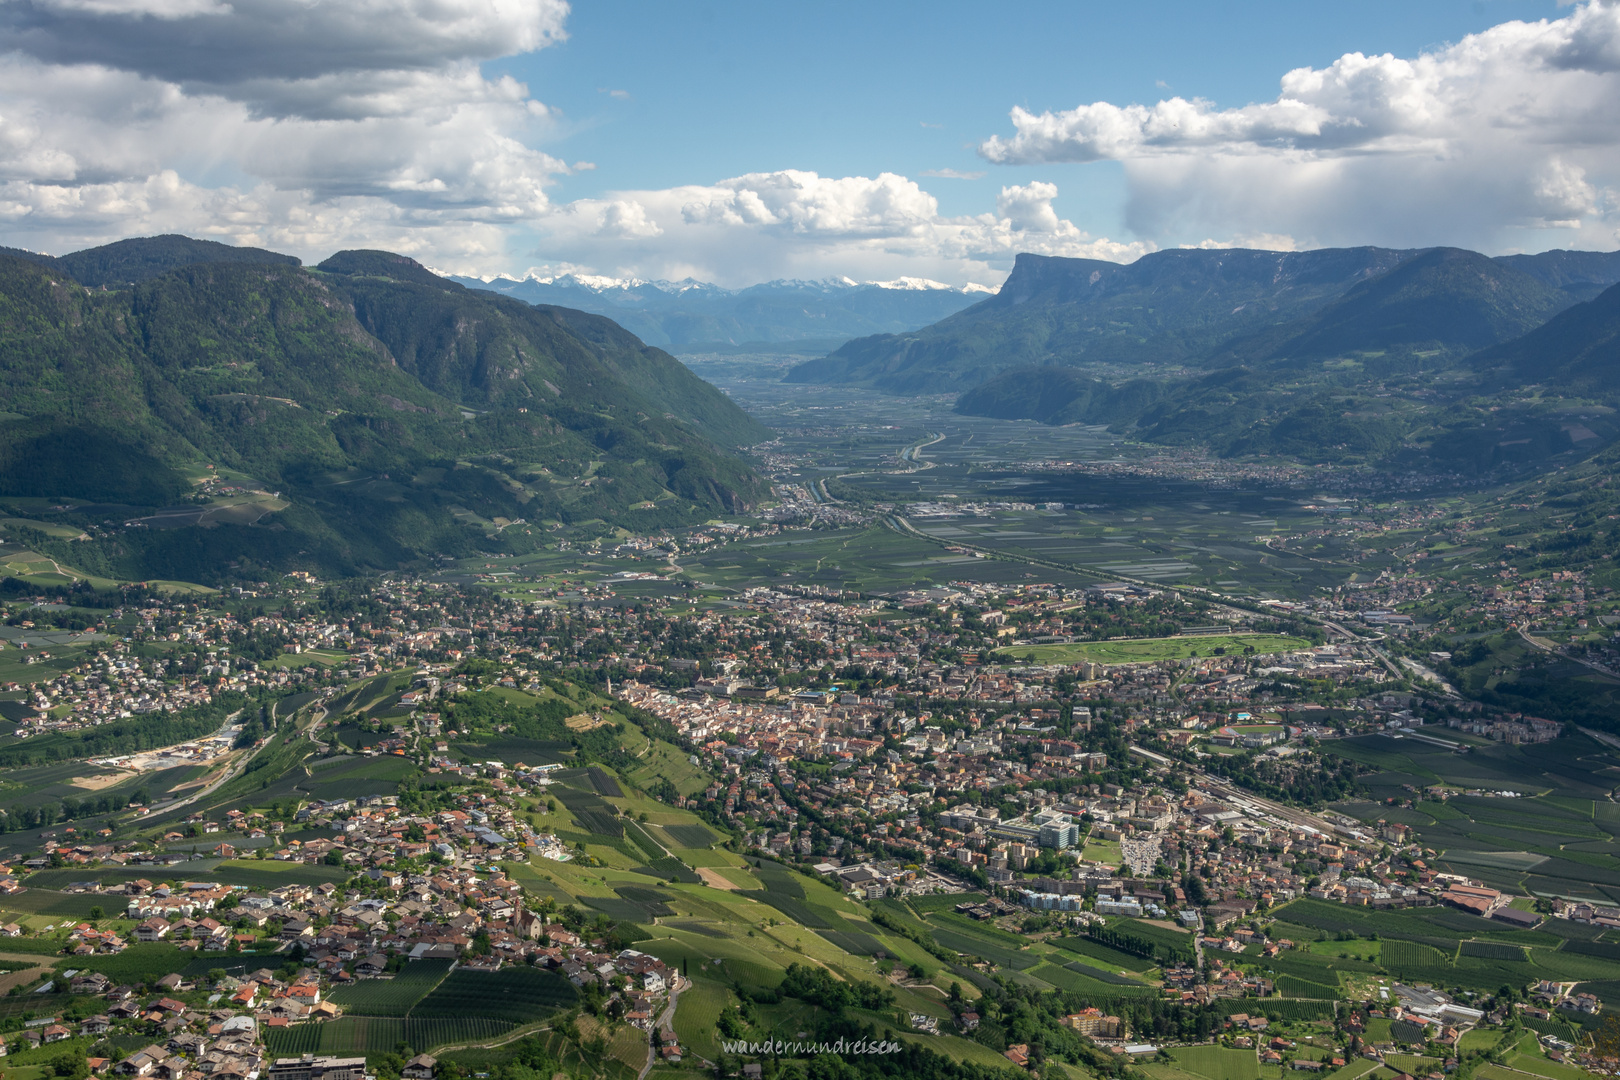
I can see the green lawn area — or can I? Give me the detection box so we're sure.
[484,686,544,705]
[1306,939,1382,961]
[1502,1047,1590,1080]
[1384,1054,1442,1075]
[262,649,348,669]
[1081,839,1122,864]
[1168,1044,1259,1080]
[1481,1061,1587,1080]
[993,634,1309,665]
[1141,1064,1224,1080]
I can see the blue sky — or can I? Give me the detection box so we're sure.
[517,0,1558,238]
[1,0,1615,286]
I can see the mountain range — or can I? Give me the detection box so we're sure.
[788,246,1620,393]
[7,231,1619,583]
[448,271,990,352]
[0,235,769,583]
[788,244,1620,473]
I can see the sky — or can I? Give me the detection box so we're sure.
[0,0,1616,287]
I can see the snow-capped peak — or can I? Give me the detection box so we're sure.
[493,271,727,294]
[866,276,998,294]
[867,276,959,292]
[754,275,996,294]
[551,272,650,291]
[647,277,726,295]
[459,268,999,295]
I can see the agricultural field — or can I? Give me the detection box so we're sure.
[297,754,416,800]
[326,959,454,1015]
[264,1016,521,1056]
[994,634,1310,665]
[625,739,709,796]
[670,978,733,1062]
[683,377,1367,599]
[1323,732,1620,901]
[1168,1045,1261,1080]
[1262,898,1620,999]
[55,943,195,983]
[262,649,348,671]
[0,542,115,589]
[0,887,105,919]
[270,967,576,1055]
[662,823,720,849]
[23,859,346,892]
[414,967,579,1023]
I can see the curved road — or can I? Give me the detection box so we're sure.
[1518,621,1620,680]
[638,975,689,1080]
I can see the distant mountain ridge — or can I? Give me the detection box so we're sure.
[787,245,1620,394]
[448,271,992,351]
[2,234,300,287]
[1218,247,1575,367]
[789,242,1620,476]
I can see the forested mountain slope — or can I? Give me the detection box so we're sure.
[895,244,1620,474]
[790,245,1620,395]
[0,237,769,582]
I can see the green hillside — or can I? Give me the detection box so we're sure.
[319,250,770,448]
[934,246,1620,470]
[1234,247,1571,368]
[3,233,299,286]
[0,238,770,583]
[788,245,1620,396]
[787,247,1419,393]
[1472,280,1620,392]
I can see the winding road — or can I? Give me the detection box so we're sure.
[1517,621,1620,681]
[638,975,688,1080]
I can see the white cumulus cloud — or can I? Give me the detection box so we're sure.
[0,0,571,261]
[3,0,569,104]
[978,0,1620,251]
[530,170,1151,288]
[0,0,1148,285]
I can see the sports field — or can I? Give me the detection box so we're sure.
[993,634,1309,665]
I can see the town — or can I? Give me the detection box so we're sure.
[0,544,1612,1080]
